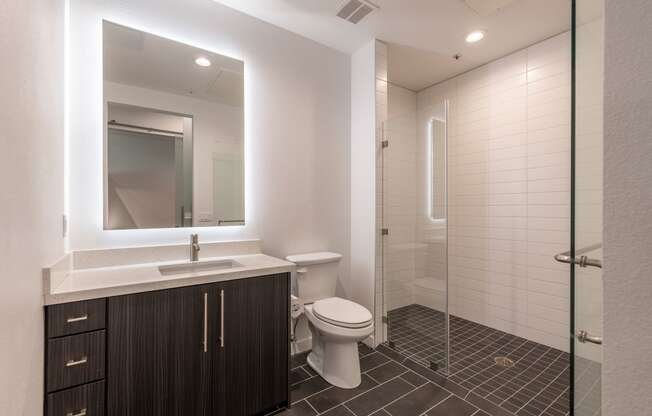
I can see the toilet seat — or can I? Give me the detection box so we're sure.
[312,297,372,329]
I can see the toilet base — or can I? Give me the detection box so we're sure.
[307,332,363,389]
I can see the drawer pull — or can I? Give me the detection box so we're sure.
[65,357,88,367]
[66,409,87,416]
[66,315,89,323]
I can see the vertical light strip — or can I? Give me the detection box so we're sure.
[63,0,70,250]
[427,117,434,221]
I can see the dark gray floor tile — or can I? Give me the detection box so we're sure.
[292,375,332,403]
[278,400,317,416]
[384,383,450,416]
[425,395,478,416]
[360,352,391,372]
[322,405,356,416]
[367,361,408,383]
[359,343,374,356]
[401,358,469,398]
[346,377,414,416]
[369,410,391,416]
[303,364,318,376]
[376,344,406,363]
[466,392,516,416]
[292,351,310,369]
[400,370,429,387]
[307,374,378,413]
[291,367,312,385]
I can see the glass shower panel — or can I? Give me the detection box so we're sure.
[571,0,604,414]
[382,84,449,373]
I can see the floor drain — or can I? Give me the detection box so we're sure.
[494,357,514,368]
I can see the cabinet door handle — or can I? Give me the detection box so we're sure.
[66,408,87,416]
[66,314,88,323]
[65,357,88,367]
[203,292,208,353]
[220,289,225,348]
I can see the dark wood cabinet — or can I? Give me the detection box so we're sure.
[217,274,289,415]
[46,298,106,338]
[46,330,106,392]
[105,273,290,416]
[47,380,105,416]
[106,283,212,416]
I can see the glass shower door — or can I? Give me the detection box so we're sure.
[381,85,449,373]
[570,0,604,414]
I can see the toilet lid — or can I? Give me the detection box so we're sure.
[313,297,373,329]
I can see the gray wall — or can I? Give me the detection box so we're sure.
[604,0,652,414]
[0,0,65,414]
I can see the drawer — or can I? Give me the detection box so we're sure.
[47,299,106,338]
[47,330,106,392]
[47,380,105,416]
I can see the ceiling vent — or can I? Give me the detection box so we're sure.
[336,0,379,24]
[464,0,518,16]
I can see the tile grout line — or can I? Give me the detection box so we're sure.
[499,350,564,408]
[457,338,532,386]
[523,362,569,410]
[464,339,541,395]
[313,371,415,415]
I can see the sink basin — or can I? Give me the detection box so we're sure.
[158,259,242,276]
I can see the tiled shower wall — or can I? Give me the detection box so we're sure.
[383,84,418,311]
[417,32,571,351]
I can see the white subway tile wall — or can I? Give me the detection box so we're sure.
[417,32,572,351]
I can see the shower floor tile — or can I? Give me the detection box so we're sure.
[384,304,576,416]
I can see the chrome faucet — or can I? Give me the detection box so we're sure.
[190,234,200,262]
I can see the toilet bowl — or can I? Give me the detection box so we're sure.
[304,298,373,388]
[286,252,374,389]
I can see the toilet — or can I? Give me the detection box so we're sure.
[286,252,374,389]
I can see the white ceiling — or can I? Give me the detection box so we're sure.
[104,21,244,107]
[211,0,571,91]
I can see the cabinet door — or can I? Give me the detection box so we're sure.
[107,285,213,416]
[216,274,289,415]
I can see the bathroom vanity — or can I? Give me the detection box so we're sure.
[43,242,294,416]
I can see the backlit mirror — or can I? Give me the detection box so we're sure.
[103,21,244,230]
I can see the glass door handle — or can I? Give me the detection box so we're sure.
[577,330,602,345]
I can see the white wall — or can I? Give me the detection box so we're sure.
[68,0,350,276]
[0,0,65,414]
[350,40,377,342]
[418,32,572,351]
[603,0,652,414]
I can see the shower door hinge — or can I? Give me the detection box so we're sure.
[381,140,389,148]
[381,228,389,236]
[62,214,68,238]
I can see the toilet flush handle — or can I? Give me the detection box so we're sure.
[296,267,308,274]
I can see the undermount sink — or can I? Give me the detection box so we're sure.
[158,259,242,276]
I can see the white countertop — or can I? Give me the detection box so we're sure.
[44,253,295,305]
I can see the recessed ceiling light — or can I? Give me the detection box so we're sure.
[465,30,486,43]
[195,57,211,67]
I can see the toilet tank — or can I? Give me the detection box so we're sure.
[285,252,342,304]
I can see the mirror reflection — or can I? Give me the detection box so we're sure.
[103,21,244,230]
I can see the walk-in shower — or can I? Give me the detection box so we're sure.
[376,1,603,415]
